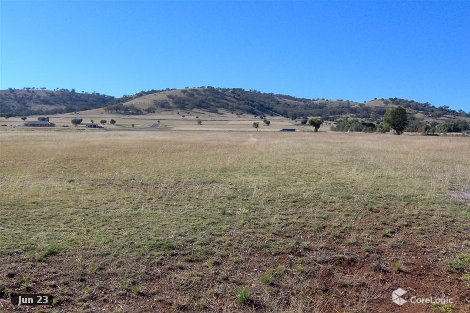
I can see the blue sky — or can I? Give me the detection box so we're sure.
[1,0,470,111]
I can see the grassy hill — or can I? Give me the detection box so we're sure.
[0,88,115,117]
[2,87,469,126]
[105,87,470,123]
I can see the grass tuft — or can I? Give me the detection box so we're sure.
[237,287,252,305]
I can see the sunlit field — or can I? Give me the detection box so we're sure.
[1,130,469,312]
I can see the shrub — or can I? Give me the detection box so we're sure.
[71,118,83,126]
[110,119,116,125]
[435,120,469,133]
[332,119,376,132]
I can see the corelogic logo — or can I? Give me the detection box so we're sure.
[392,287,454,306]
[392,288,407,306]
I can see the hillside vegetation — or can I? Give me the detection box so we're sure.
[2,87,469,128]
[106,87,469,122]
[0,88,115,117]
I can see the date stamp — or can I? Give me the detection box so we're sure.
[11,294,53,306]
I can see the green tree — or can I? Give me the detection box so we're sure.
[110,119,116,125]
[71,118,83,126]
[308,118,322,132]
[383,106,408,134]
[252,122,259,131]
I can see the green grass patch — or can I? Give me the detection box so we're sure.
[446,253,470,273]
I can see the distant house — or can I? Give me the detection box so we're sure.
[280,128,296,132]
[24,121,55,127]
[79,123,103,128]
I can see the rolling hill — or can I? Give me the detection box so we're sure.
[0,88,115,117]
[2,87,469,126]
[105,87,470,123]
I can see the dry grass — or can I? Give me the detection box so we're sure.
[0,130,469,312]
[0,113,319,132]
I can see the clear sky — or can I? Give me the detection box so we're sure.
[1,0,470,111]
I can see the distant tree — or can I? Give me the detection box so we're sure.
[100,120,107,125]
[197,120,202,125]
[383,106,408,134]
[435,120,469,133]
[252,122,259,131]
[418,123,431,134]
[300,118,308,125]
[145,106,156,113]
[110,119,116,125]
[21,116,27,121]
[308,118,323,132]
[71,118,83,126]
[332,119,367,132]
[90,119,94,124]
[263,119,271,126]
[377,124,391,133]
[131,123,135,128]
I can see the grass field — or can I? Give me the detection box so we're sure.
[0,130,469,312]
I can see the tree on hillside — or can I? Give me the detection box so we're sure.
[145,106,156,113]
[308,118,323,132]
[110,119,116,125]
[263,119,271,126]
[100,120,107,125]
[197,120,202,125]
[252,122,259,131]
[383,106,408,134]
[21,116,27,121]
[71,118,83,126]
